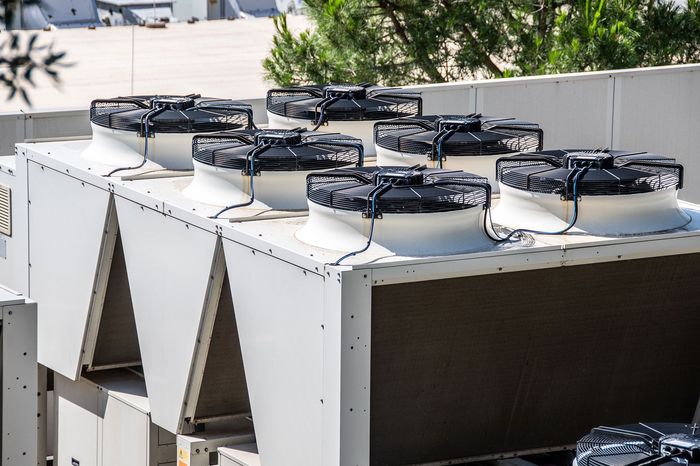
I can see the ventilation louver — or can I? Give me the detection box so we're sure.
[183,128,363,211]
[492,149,689,236]
[576,423,700,466]
[297,166,492,258]
[83,94,253,171]
[266,84,422,156]
[0,183,11,236]
[375,114,542,189]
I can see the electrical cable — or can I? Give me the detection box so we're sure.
[484,164,591,242]
[106,106,165,177]
[311,96,340,131]
[331,182,392,266]
[209,143,271,219]
[433,129,456,169]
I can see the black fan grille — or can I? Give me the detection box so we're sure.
[306,167,489,214]
[374,116,543,156]
[576,430,655,466]
[496,151,683,196]
[90,96,252,133]
[192,131,362,172]
[266,85,422,121]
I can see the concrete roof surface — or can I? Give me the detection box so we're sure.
[0,16,310,112]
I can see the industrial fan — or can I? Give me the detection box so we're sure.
[266,83,422,155]
[491,149,689,236]
[374,114,542,188]
[184,128,363,213]
[297,165,492,259]
[83,94,253,172]
[576,423,700,466]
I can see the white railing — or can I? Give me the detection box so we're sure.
[2,64,698,200]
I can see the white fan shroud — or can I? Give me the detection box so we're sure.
[296,201,491,256]
[266,112,377,156]
[81,123,198,170]
[182,159,311,210]
[375,145,508,192]
[492,183,690,236]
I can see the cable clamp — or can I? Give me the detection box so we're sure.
[362,210,382,219]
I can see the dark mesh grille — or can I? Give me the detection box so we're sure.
[90,95,253,133]
[266,84,422,121]
[306,166,489,214]
[375,115,543,156]
[192,129,362,172]
[496,150,683,196]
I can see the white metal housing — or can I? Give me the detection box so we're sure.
[81,124,202,170]
[0,286,44,466]
[54,369,176,466]
[12,136,700,466]
[493,184,690,235]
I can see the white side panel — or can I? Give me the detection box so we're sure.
[339,271,372,466]
[28,162,112,379]
[223,240,324,466]
[102,397,150,466]
[115,197,219,433]
[8,150,30,295]
[321,269,373,466]
[55,374,101,466]
[2,300,41,466]
[476,75,610,150]
[612,69,700,202]
[218,444,260,466]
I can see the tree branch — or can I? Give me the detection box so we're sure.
[376,0,445,82]
[442,0,503,77]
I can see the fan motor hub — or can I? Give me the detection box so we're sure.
[151,97,196,111]
[436,117,482,133]
[660,433,700,460]
[564,152,615,169]
[254,130,303,146]
[323,85,367,100]
[374,168,424,186]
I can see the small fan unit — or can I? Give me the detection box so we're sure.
[576,423,700,466]
[374,114,542,190]
[82,94,253,171]
[266,84,422,156]
[183,128,363,211]
[296,165,491,257]
[492,149,688,236]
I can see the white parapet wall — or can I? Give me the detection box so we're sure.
[0,64,697,200]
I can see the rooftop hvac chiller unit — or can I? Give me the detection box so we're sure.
[266,84,422,156]
[374,114,543,189]
[12,132,700,466]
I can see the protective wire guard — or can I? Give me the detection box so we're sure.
[374,115,543,156]
[497,149,683,196]
[576,424,700,466]
[306,166,490,214]
[266,84,422,121]
[192,130,362,172]
[90,95,253,133]
[577,429,655,466]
